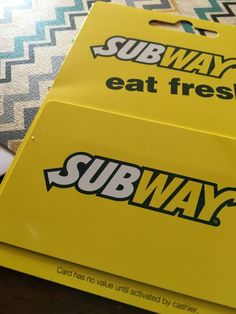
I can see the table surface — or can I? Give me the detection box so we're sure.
[0,267,154,314]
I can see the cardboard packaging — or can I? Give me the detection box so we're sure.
[1,3,236,313]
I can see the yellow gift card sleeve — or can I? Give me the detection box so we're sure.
[46,2,236,137]
[1,3,236,313]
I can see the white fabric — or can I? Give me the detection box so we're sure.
[0,145,14,176]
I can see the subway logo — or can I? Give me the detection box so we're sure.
[44,152,236,227]
[91,36,236,78]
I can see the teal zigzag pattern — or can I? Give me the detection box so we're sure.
[210,1,236,22]
[181,1,235,35]
[123,0,174,10]
[0,0,84,60]
[0,0,32,24]
[0,0,87,152]
[0,12,87,84]
[194,0,223,20]
[0,55,65,148]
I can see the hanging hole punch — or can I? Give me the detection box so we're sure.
[149,19,218,38]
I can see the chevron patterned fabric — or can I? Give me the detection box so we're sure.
[0,0,235,153]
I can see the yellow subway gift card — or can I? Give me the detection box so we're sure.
[1,3,236,313]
